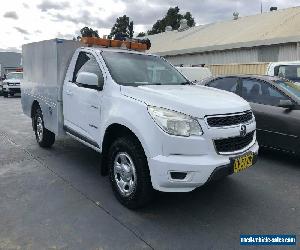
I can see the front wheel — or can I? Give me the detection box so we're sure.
[108,136,154,209]
[33,107,55,148]
[3,92,8,98]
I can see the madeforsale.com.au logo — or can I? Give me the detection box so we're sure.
[240,234,296,246]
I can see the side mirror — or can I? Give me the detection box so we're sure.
[278,99,294,109]
[76,72,98,87]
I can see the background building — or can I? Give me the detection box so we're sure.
[147,7,300,66]
[0,52,22,78]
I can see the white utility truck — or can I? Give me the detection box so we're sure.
[21,39,258,208]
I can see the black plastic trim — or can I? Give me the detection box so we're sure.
[206,153,258,183]
[64,125,100,148]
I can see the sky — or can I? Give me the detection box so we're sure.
[1,0,300,52]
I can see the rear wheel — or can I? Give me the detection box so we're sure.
[108,136,154,209]
[33,107,55,148]
[3,92,8,98]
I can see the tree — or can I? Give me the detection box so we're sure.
[147,6,195,35]
[184,12,195,27]
[164,6,182,30]
[147,19,165,35]
[80,27,99,37]
[110,15,134,38]
[129,21,134,38]
[137,32,146,37]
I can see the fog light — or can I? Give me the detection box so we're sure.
[170,172,187,180]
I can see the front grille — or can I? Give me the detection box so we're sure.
[214,131,255,153]
[207,111,253,127]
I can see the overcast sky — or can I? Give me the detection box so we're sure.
[1,0,300,52]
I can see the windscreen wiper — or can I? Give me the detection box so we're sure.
[180,81,193,85]
[134,82,162,86]
[147,83,162,85]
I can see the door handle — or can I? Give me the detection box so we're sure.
[66,91,73,96]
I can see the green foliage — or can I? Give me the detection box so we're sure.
[164,6,182,30]
[184,12,195,27]
[80,27,99,37]
[129,21,134,38]
[110,15,134,38]
[147,6,195,35]
[137,32,146,37]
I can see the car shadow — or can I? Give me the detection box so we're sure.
[24,136,299,249]
[259,147,299,168]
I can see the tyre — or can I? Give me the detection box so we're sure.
[33,107,55,148]
[10,93,14,96]
[108,136,154,209]
[3,92,8,98]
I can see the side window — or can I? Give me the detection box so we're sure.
[73,52,104,88]
[241,79,289,106]
[208,77,239,93]
[277,66,285,78]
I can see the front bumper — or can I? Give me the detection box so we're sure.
[148,141,259,192]
[3,85,21,94]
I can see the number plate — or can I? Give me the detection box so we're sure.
[233,153,254,173]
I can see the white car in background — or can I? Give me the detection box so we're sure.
[266,61,300,86]
[2,72,23,97]
[0,78,3,96]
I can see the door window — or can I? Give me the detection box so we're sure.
[73,52,104,89]
[241,78,289,106]
[207,77,239,93]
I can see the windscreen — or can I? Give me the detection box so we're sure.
[277,65,300,81]
[7,73,23,80]
[275,79,300,98]
[101,51,188,86]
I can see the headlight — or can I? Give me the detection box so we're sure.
[148,106,203,137]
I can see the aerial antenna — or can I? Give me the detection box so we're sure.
[235,0,238,13]
[261,1,263,13]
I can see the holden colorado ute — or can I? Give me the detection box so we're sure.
[21,39,259,208]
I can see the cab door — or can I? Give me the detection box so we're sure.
[63,51,104,147]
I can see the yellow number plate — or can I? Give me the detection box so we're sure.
[233,153,254,173]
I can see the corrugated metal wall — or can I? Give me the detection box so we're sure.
[166,47,258,65]
[208,63,269,76]
[258,46,279,62]
[165,43,299,66]
[278,43,298,61]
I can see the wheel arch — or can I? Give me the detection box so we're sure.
[31,100,40,118]
[30,100,41,129]
[101,123,146,176]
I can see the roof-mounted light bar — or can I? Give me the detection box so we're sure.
[80,37,151,51]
